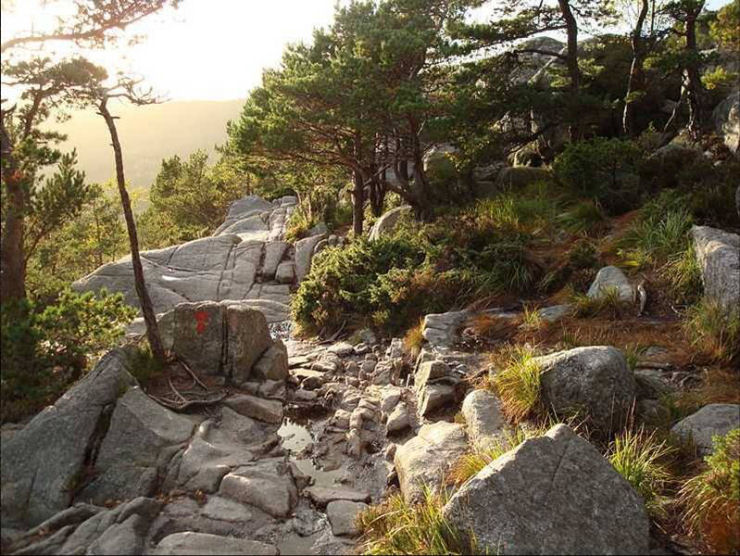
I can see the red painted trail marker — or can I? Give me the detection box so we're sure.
[194,310,210,334]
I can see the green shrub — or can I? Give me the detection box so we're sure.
[358,488,478,555]
[293,205,542,335]
[557,200,609,235]
[1,288,136,423]
[679,429,740,554]
[553,138,644,214]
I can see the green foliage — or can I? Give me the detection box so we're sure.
[607,428,673,518]
[1,289,136,423]
[142,150,245,246]
[129,343,165,385]
[679,429,740,554]
[553,138,644,215]
[709,1,740,51]
[619,201,693,270]
[27,182,127,298]
[358,488,479,555]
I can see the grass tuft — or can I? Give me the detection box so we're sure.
[486,346,542,423]
[571,287,632,319]
[358,488,479,555]
[447,424,549,487]
[679,429,740,554]
[683,299,740,365]
[607,428,674,518]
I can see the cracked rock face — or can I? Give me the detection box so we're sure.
[0,350,137,527]
[691,225,740,314]
[442,424,650,555]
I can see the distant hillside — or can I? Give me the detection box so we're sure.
[53,99,244,188]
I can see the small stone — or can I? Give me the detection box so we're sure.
[293,389,318,402]
[253,340,289,381]
[153,532,277,555]
[328,342,355,356]
[201,496,253,522]
[326,500,368,537]
[304,486,370,507]
[418,384,456,417]
[386,404,411,434]
[415,360,449,392]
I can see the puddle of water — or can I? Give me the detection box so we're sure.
[278,417,347,489]
[278,418,313,453]
[292,458,345,488]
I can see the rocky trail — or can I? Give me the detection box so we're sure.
[2,195,739,555]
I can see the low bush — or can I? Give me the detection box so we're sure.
[403,319,425,360]
[358,488,478,555]
[679,429,740,554]
[1,289,136,423]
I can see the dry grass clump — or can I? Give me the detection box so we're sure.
[683,299,740,365]
[669,369,740,418]
[403,319,425,359]
[357,488,478,555]
[679,429,740,554]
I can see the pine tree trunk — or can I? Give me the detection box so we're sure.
[624,0,649,136]
[558,0,580,140]
[351,169,365,236]
[98,98,165,364]
[0,175,27,302]
[684,6,704,139]
[0,114,27,302]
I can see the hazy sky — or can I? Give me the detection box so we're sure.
[1,0,732,102]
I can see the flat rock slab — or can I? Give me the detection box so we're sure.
[153,532,277,555]
[219,461,297,518]
[442,424,650,555]
[671,404,740,455]
[80,387,196,504]
[224,394,283,424]
[304,486,371,507]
